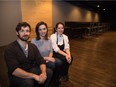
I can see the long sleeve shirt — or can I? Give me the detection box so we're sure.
[4,40,46,75]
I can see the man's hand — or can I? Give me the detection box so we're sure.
[38,73,47,84]
[33,73,47,84]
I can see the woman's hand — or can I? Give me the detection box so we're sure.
[65,54,71,64]
[44,57,55,63]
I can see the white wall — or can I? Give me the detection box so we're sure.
[0,0,22,46]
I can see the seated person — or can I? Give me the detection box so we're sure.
[50,22,73,82]
[31,21,62,87]
[4,22,52,87]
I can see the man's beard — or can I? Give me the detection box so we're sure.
[17,35,30,41]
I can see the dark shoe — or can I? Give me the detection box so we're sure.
[50,80,60,87]
[59,75,69,82]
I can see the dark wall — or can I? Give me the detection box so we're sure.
[101,11,116,31]
[0,0,22,46]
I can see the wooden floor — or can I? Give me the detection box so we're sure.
[0,31,116,87]
[61,31,116,87]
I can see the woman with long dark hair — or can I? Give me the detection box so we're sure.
[31,21,62,87]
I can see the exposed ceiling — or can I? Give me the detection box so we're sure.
[63,1,116,13]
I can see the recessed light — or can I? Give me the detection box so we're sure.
[103,9,106,11]
[97,5,100,7]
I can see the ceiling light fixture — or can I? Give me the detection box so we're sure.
[97,5,100,7]
[103,9,106,11]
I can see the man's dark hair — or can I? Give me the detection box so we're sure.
[16,22,31,32]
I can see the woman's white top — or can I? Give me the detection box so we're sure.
[50,32,70,52]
